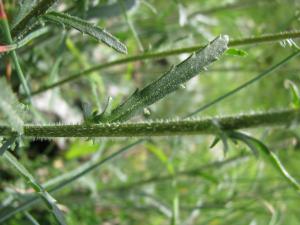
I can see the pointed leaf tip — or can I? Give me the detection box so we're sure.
[226,48,248,57]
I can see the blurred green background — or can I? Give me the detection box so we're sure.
[1,0,300,224]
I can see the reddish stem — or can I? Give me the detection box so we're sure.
[0,45,9,52]
[0,0,7,19]
[6,59,12,80]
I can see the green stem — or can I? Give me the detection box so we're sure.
[0,1,31,100]
[30,30,300,96]
[11,0,58,37]
[119,0,144,51]
[189,0,272,16]
[0,109,299,138]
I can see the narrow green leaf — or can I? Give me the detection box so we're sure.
[0,135,17,156]
[229,131,300,191]
[43,11,127,54]
[102,35,229,122]
[171,193,179,225]
[285,80,300,108]
[0,27,49,53]
[3,152,66,225]
[24,211,40,225]
[209,137,220,148]
[146,143,174,175]
[119,0,144,51]
[225,48,248,56]
[211,119,229,155]
[66,140,100,159]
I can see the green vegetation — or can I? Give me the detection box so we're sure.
[1,0,300,224]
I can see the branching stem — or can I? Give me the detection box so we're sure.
[0,109,298,138]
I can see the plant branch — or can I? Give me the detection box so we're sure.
[30,30,300,96]
[0,109,299,138]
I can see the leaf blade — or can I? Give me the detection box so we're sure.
[43,11,127,54]
[3,152,66,225]
[103,35,229,122]
[229,131,300,191]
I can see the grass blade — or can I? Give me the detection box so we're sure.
[285,80,300,108]
[0,135,17,156]
[43,11,127,54]
[229,131,300,191]
[24,211,40,225]
[3,152,66,225]
[0,140,143,223]
[119,0,144,51]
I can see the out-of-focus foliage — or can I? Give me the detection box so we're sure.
[1,0,300,225]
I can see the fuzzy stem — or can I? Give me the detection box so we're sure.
[0,109,299,138]
[30,30,300,96]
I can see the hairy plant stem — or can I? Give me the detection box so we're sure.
[11,0,58,37]
[0,109,298,138]
[30,30,300,96]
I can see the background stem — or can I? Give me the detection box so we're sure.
[30,30,300,96]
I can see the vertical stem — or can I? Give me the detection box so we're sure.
[0,0,31,100]
[119,0,144,52]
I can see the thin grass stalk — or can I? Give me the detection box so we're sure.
[30,30,300,96]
